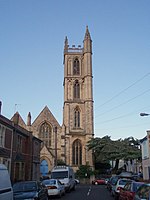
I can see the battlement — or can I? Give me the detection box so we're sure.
[64,45,83,53]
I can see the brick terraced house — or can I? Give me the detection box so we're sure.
[0,110,42,183]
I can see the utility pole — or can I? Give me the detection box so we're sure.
[54,127,57,166]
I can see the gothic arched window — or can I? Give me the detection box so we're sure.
[74,107,80,128]
[72,139,82,165]
[39,122,51,148]
[73,80,80,99]
[73,58,80,75]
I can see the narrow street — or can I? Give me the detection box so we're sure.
[53,184,114,200]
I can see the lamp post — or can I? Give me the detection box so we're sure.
[140,113,150,117]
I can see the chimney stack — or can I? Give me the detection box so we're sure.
[27,112,31,126]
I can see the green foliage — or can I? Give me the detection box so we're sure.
[87,135,141,171]
[56,159,66,166]
[95,162,111,174]
[76,165,94,178]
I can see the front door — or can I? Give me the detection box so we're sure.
[40,160,48,176]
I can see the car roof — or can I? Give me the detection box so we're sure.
[118,178,132,181]
[119,172,132,176]
[13,181,38,185]
[132,181,145,184]
[117,178,132,184]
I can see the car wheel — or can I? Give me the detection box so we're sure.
[111,191,114,197]
[58,192,62,198]
[114,195,118,200]
[67,187,71,193]
[95,181,98,185]
[72,184,76,191]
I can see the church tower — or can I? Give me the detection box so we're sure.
[63,26,94,171]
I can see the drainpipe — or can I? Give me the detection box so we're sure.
[0,101,2,114]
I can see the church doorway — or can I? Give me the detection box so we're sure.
[40,160,48,176]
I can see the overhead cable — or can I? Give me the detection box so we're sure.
[95,88,150,118]
[96,72,150,109]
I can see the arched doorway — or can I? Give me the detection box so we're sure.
[40,160,48,176]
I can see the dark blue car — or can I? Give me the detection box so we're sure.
[13,181,48,200]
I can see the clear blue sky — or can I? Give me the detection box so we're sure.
[0,0,150,140]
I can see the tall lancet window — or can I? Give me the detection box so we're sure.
[39,122,51,148]
[74,80,80,99]
[74,107,80,128]
[73,58,80,75]
[72,139,82,165]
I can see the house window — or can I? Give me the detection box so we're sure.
[73,58,80,75]
[74,107,80,128]
[39,122,51,148]
[73,80,80,99]
[72,139,82,165]
[0,125,5,147]
[17,135,22,152]
[15,162,25,181]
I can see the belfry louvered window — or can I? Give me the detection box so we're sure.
[73,58,79,75]
[72,139,82,165]
[74,80,80,99]
[74,107,80,128]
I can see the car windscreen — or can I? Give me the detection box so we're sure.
[51,171,68,179]
[13,182,37,192]
[119,179,130,185]
[111,177,119,185]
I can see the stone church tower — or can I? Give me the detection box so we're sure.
[63,26,94,171]
[12,26,94,175]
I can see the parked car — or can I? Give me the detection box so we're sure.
[131,173,143,182]
[134,183,150,200]
[92,178,106,185]
[42,179,65,198]
[119,172,132,178]
[111,178,132,200]
[105,178,110,184]
[119,181,145,200]
[13,181,48,200]
[107,175,120,192]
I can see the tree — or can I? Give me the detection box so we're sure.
[87,136,141,173]
[56,159,66,166]
[75,164,94,178]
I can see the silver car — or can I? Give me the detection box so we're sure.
[111,178,132,199]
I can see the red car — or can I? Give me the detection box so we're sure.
[119,181,145,200]
[92,178,106,185]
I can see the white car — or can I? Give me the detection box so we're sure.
[111,178,132,200]
[42,179,65,198]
